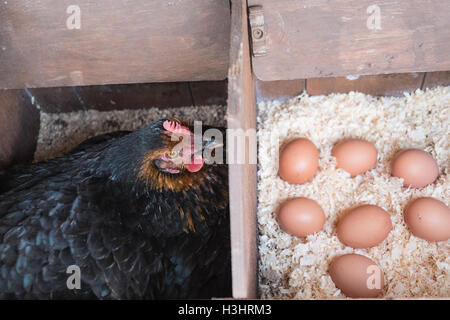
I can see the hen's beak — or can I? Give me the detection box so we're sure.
[191,137,223,158]
[202,138,223,151]
[184,136,223,172]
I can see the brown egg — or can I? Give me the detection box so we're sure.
[329,254,384,298]
[278,138,319,184]
[337,205,392,248]
[332,139,377,177]
[277,197,325,238]
[391,149,439,188]
[404,197,450,242]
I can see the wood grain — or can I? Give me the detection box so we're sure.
[248,0,450,81]
[0,89,40,169]
[307,72,425,96]
[227,0,258,299]
[28,83,193,113]
[22,81,227,113]
[189,80,228,106]
[256,79,305,102]
[422,71,450,89]
[0,0,230,89]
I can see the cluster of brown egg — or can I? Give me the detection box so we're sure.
[276,138,449,298]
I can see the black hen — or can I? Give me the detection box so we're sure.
[0,118,231,299]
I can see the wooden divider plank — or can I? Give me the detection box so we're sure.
[227,0,258,299]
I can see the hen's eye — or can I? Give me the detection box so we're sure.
[166,151,179,158]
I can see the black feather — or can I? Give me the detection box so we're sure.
[0,119,231,299]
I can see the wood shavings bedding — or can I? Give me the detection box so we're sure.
[257,86,449,299]
[34,105,226,162]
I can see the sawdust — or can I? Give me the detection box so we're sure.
[257,86,449,299]
[35,105,226,162]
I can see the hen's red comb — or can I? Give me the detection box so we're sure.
[163,120,191,135]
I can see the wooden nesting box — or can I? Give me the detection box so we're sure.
[1,0,449,299]
[227,0,450,299]
[0,0,230,167]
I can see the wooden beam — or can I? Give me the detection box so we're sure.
[307,72,425,96]
[24,81,227,113]
[189,80,228,106]
[28,83,193,113]
[255,79,306,102]
[227,0,258,299]
[248,0,450,81]
[422,71,450,89]
[0,1,230,89]
[0,89,40,169]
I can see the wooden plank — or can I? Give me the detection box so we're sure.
[248,0,450,81]
[307,72,425,96]
[422,71,450,89]
[189,80,228,106]
[0,0,230,89]
[256,79,305,102]
[227,0,258,299]
[26,81,226,113]
[27,82,194,113]
[0,89,40,169]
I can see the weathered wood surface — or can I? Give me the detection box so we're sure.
[248,0,450,81]
[25,80,227,113]
[307,72,425,96]
[422,71,450,89]
[256,79,305,102]
[0,0,230,89]
[189,80,228,107]
[227,0,258,299]
[0,89,40,169]
[254,71,449,100]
